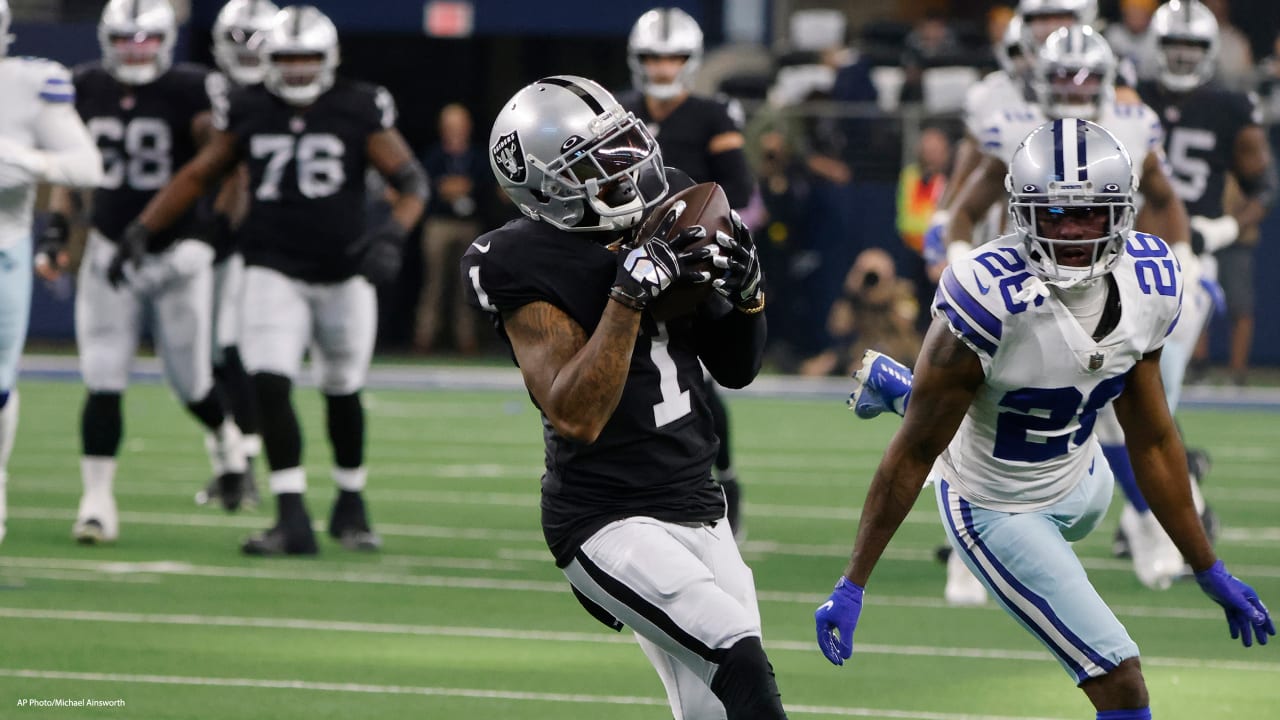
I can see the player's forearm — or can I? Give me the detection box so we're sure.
[1138,194,1189,246]
[1129,439,1216,571]
[137,166,210,233]
[544,302,643,443]
[389,195,426,236]
[844,447,932,586]
[32,147,103,188]
[696,307,766,389]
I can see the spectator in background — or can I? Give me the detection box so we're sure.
[899,13,959,104]
[1202,0,1254,91]
[414,103,490,355]
[1106,0,1161,82]
[1255,29,1280,121]
[895,125,949,330]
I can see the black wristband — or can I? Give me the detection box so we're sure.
[609,286,646,311]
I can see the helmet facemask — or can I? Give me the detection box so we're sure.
[1010,183,1134,287]
[217,25,269,85]
[1039,64,1111,119]
[104,31,169,84]
[266,51,330,105]
[529,111,668,232]
[1157,37,1213,92]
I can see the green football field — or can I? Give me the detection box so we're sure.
[0,378,1277,720]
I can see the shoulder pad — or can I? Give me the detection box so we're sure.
[934,255,1008,358]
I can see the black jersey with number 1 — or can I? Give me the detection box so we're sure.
[73,62,211,249]
[461,169,735,567]
[1137,80,1261,218]
[216,78,396,283]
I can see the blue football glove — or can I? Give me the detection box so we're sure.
[1199,276,1228,318]
[1195,560,1275,647]
[921,222,946,266]
[815,576,865,666]
[848,350,914,419]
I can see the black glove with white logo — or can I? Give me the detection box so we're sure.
[358,220,406,286]
[609,200,710,311]
[705,210,763,310]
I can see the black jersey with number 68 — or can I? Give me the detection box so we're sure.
[1138,80,1261,218]
[461,171,726,567]
[74,62,211,248]
[216,78,397,283]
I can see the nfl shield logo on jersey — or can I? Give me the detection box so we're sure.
[492,130,527,184]
[1087,352,1105,372]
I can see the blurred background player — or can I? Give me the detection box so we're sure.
[619,8,755,539]
[128,6,428,556]
[192,0,280,511]
[0,0,103,544]
[47,0,247,543]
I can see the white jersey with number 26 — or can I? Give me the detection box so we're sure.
[932,232,1182,512]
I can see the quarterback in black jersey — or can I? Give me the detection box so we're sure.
[462,75,785,720]
[1138,0,1275,386]
[46,0,249,544]
[127,6,428,556]
[619,7,755,540]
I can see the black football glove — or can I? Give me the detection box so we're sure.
[704,210,763,309]
[610,200,711,311]
[35,212,70,271]
[358,220,406,286]
[107,221,151,290]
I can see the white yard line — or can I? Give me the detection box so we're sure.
[1,607,1274,673]
[0,668,1079,720]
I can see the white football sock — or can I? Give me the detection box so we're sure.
[269,467,307,495]
[0,390,17,473]
[242,433,262,459]
[80,456,117,502]
[205,420,247,475]
[333,466,367,492]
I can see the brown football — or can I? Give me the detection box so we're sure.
[630,182,734,321]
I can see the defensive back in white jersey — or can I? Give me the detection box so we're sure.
[977,100,1164,173]
[0,56,101,247]
[933,232,1182,511]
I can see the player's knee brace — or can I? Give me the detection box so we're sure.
[324,392,364,469]
[253,373,301,471]
[81,392,123,457]
[709,636,788,720]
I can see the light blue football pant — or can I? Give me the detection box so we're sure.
[935,444,1140,684]
[0,238,32,393]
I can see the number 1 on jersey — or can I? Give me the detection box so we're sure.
[649,321,691,427]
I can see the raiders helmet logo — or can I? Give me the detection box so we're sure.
[492,131,527,184]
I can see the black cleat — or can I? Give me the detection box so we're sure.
[240,523,318,556]
[1112,525,1131,559]
[197,466,260,512]
[935,544,953,564]
[327,491,381,552]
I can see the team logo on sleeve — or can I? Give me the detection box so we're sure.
[492,131,527,184]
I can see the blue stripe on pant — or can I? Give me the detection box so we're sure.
[935,454,1139,684]
[0,240,32,391]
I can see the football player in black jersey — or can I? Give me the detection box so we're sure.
[126,6,428,556]
[1139,0,1275,387]
[462,76,785,720]
[189,0,281,512]
[45,0,249,544]
[619,8,755,540]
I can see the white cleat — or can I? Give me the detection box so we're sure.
[73,492,119,545]
[1119,504,1182,590]
[945,548,989,606]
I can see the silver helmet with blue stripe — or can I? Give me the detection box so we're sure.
[1006,118,1136,285]
[489,75,668,232]
[1032,24,1116,121]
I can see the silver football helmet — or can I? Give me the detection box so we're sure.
[98,0,177,85]
[1152,0,1218,93]
[1032,25,1116,120]
[259,5,339,106]
[1007,118,1137,285]
[489,75,668,232]
[996,15,1029,79]
[213,0,279,86]
[627,8,703,100]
